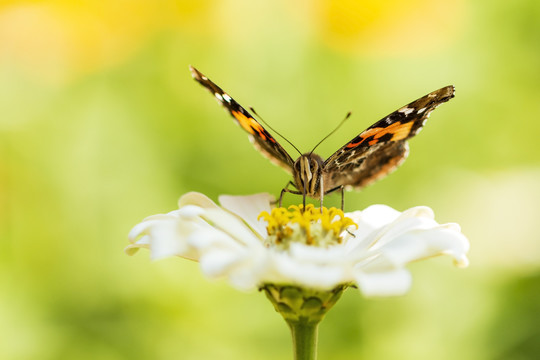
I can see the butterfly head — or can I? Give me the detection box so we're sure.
[293,154,324,196]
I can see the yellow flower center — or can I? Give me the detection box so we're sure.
[258,204,358,249]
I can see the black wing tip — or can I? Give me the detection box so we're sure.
[432,85,455,103]
[189,65,205,81]
[444,85,456,99]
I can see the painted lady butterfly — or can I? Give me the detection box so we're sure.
[190,66,454,208]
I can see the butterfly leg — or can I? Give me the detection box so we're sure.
[319,177,324,213]
[324,185,345,210]
[340,186,344,210]
[279,181,302,207]
[303,187,307,210]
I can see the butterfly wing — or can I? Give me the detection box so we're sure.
[190,66,295,173]
[323,85,455,190]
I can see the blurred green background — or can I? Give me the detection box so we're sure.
[1,0,540,359]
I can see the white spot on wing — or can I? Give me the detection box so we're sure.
[399,107,415,115]
[214,93,223,101]
[222,93,232,103]
[417,107,426,114]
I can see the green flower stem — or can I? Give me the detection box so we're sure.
[261,284,347,360]
[287,319,319,360]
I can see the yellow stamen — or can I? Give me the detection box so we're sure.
[258,205,358,248]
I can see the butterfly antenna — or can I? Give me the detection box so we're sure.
[309,111,352,155]
[249,107,303,156]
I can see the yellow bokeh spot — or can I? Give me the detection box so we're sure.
[0,0,213,84]
[308,0,465,56]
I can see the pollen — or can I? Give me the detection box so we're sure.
[258,204,358,248]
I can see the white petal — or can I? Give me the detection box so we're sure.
[199,249,244,277]
[128,219,168,242]
[198,247,266,290]
[351,204,402,228]
[141,212,181,222]
[134,235,150,246]
[219,193,273,238]
[355,269,412,296]
[187,227,245,253]
[202,208,264,247]
[177,205,205,218]
[227,266,262,290]
[124,235,150,255]
[268,252,349,289]
[369,216,439,250]
[149,221,192,261]
[179,193,263,247]
[178,192,221,209]
[288,242,349,263]
[364,226,470,271]
[347,208,439,256]
[345,205,405,249]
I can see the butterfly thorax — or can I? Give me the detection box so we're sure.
[292,154,325,197]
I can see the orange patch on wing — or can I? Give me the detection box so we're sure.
[232,110,263,134]
[346,121,414,149]
[255,128,268,140]
[345,127,381,148]
[232,110,274,141]
[360,127,383,139]
[370,121,414,141]
[379,121,413,141]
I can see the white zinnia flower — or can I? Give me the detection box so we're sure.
[127,192,469,297]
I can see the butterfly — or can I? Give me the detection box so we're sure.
[190,66,454,209]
